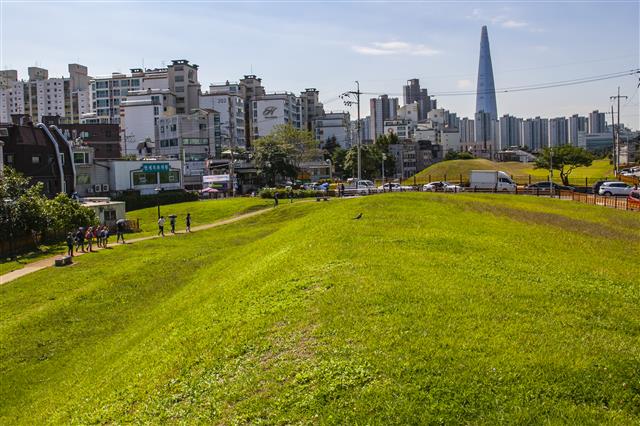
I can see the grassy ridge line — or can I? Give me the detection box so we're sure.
[405,158,615,184]
[1,195,639,423]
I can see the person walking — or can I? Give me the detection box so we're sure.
[95,226,102,248]
[170,216,176,234]
[289,190,293,203]
[116,220,126,244]
[340,183,345,197]
[75,227,85,253]
[101,226,109,247]
[185,213,191,232]
[273,191,279,207]
[66,232,74,257]
[158,216,166,237]
[85,226,94,252]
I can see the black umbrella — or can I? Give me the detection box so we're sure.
[168,214,177,218]
[116,219,126,225]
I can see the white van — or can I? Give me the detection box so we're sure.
[469,170,517,192]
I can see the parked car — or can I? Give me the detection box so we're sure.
[525,182,575,192]
[345,179,376,194]
[628,189,640,210]
[592,180,608,194]
[378,182,413,192]
[469,170,516,192]
[598,181,633,197]
[422,181,464,192]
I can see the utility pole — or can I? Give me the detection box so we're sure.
[609,106,616,173]
[610,87,628,175]
[341,81,362,184]
[228,97,236,197]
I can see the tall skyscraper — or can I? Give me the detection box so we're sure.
[588,110,606,134]
[369,95,398,140]
[475,26,497,120]
[549,117,568,147]
[568,114,588,145]
[402,78,432,120]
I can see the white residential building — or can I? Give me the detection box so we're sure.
[397,103,419,124]
[300,88,324,133]
[120,88,176,156]
[0,64,91,123]
[314,112,351,148]
[383,119,415,141]
[199,92,246,149]
[253,92,301,139]
[459,117,475,149]
[157,110,221,188]
[499,114,522,149]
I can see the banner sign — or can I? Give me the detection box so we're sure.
[142,163,170,173]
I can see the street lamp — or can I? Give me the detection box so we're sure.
[325,158,332,181]
[154,187,163,219]
[381,153,387,191]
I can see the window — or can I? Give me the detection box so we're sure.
[133,171,158,186]
[6,154,14,164]
[131,79,140,86]
[183,138,208,146]
[175,75,184,82]
[59,153,65,165]
[175,86,184,93]
[74,152,89,164]
[176,97,184,103]
[32,155,41,164]
[96,81,108,89]
[112,81,119,87]
[199,123,206,130]
[154,106,159,115]
[104,210,117,221]
[77,174,90,184]
[121,80,130,87]
[170,124,177,132]
[159,170,180,184]
[184,153,207,161]
[174,65,184,71]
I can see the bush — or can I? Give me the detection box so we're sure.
[113,190,199,212]
[259,188,333,199]
[445,150,475,161]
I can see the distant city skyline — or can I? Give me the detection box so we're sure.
[1,1,638,129]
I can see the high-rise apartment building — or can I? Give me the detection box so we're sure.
[370,95,398,140]
[548,117,568,147]
[499,114,522,149]
[568,114,588,145]
[0,64,91,124]
[588,110,606,134]
[167,59,200,115]
[239,75,266,146]
[402,78,432,120]
[299,88,325,133]
[474,111,499,155]
[314,112,351,148]
[475,26,498,120]
[199,87,246,150]
[459,117,475,148]
[520,117,548,151]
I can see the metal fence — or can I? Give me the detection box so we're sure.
[390,174,618,189]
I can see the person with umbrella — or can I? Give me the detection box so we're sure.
[116,219,126,244]
[169,214,177,233]
[185,213,191,232]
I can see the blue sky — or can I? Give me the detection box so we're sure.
[1,1,638,129]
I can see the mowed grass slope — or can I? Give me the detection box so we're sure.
[407,158,615,183]
[1,194,639,424]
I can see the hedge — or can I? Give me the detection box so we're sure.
[114,190,199,212]
[259,188,335,199]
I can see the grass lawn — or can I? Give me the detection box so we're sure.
[406,158,615,185]
[0,242,67,275]
[126,197,272,237]
[1,193,638,424]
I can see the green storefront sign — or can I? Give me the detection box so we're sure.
[142,163,170,173]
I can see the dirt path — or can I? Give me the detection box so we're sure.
[0,207,271,286]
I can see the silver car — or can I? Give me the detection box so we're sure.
[598,181,633,197]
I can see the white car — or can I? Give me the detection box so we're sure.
[377,183,413,192]
[598,181,633,196]
[423,181,463,192]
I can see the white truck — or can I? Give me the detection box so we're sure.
[469,170,517,192]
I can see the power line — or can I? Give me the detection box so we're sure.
[353,69,639,98]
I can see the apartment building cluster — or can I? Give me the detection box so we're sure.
[0,60,354,193]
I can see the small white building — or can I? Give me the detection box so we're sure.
[106,159,183,195]
[384,119,415,141]
[81,197,126,225]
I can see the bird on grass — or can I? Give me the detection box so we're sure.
[353,213,363,220]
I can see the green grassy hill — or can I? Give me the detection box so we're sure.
[406,158,615,185]
[1,194,639,424]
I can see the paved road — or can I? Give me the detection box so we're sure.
[0,207,270,286]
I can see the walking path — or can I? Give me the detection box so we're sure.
[0,207,271,286]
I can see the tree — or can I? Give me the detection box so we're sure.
[332,147,348,179]
[253,124,320,186]
[343,144,395,179]
[535,145,594,185]
[46,193,97,235]
[322,136,339,159]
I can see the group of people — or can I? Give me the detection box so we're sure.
[157,213,191,236]
[65,220,128,257]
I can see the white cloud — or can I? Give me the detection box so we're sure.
[352,41,440,56]
[501,19,528,28]
[467,8,538,31]
[457,79,473,89]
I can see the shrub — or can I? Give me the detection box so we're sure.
[114,190,199,212]
[259,188,333,199]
